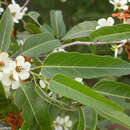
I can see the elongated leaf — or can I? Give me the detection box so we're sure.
[62,21,97,40]
[49,74,130,128]
[49,74,123,111]
[42,52,130,78]
[93,80,130,99]
[24,22,41,34]
[50,10,66,38]
[77,108,86,130]
[28,11,40,25]
[84,108,97,130]
[40,24,54,34]
[14,82,52,130]
[90,24,130,42]
[0,8,13,51]
[23,32,61,57]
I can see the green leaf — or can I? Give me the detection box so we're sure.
[24,22,41,34]
[28,11,40,25]
[90,24,130,42]
[62,21,97,40]
[84,108,97,130]
[49,74,123,111]
[0,8,13,51]
[93,80,130,99]
[77,108,86,130]
[42,52,130,78]
[14,82,52,130]
[0,83,6,100]
[23,32,61,57]
[50,10,66,38]
[49,74,130,129]
[40,24,54,35]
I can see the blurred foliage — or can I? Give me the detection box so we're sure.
[23,0,113,27]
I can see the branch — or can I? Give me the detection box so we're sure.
[59,40,130,49]
[21,0,30,12]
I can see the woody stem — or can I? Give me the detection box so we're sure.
[21,0,30,12]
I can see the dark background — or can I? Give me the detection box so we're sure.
[19,0,113,27]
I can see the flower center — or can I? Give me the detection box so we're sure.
[16,66,23,73]
[11,12,16,17]
[116,2,121,7]
[0,61,5,67]
[10,74,15,81]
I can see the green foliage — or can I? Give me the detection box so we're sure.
[49,74,130,128]
[42,52,130,78]
[90,24,130,42]
[62,21,97,40]
[23,32,61,57]
[14,82,52,130]
[0,9,13,51]
[93,80,130,99]
[50,10,66,38]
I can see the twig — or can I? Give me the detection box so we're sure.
[59,40,130,49]
[21,0,30,12]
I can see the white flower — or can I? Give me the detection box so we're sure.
[53,48,66,53]
[0,72,20,90]
[109,0,128,10]
[8,0,27,23]
[53,116,64,130]
[96,17,114,30]
[13,56,31,81]
[39,80,46,89]
[53,116,72,130]
[75,78,83,84]
[63,116,72,130]
[0,52,15,74]
[0,7,4,15]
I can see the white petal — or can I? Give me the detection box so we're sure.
[96,25,101,30]
[120,0,127,5]
[121,5,128,10]
[0,72,3,80]
[23,62,31,71]
[64,116,70,122]
[13,71,19,81]
[2,74,11,86]
[109,0,115,5]
[107,17,114,26]
[75,78,83,83]
[0,52,9,59]
[56,117,64,125]
[19,71,30,80]
[98,18,107,26]
[16,56,25,66]
[39,80,46,89]
[66,121,72,127]
[12,81,20,89]
[55,126,63,130]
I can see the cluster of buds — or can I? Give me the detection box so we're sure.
[0,52,31,97]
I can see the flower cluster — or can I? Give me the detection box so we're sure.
[96,0,130,58]
[0,0,27,23]
[0,52,31,97]
[8,0,27,23]
[53,116,72,130]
